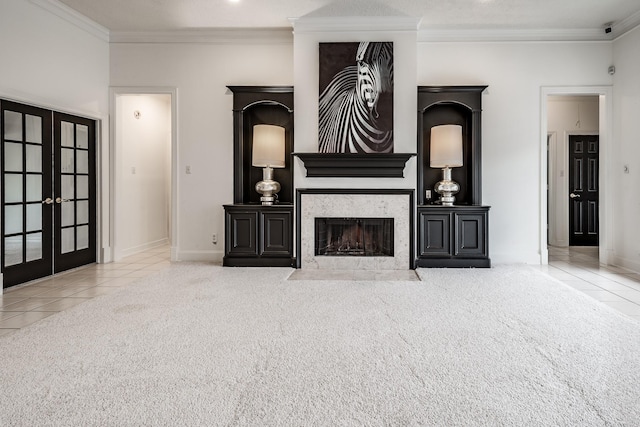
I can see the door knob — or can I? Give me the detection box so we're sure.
[569,193,581,199]
[42,197,54,204]
[55,197,70,203]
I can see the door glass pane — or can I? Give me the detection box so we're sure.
[4,142,22,172]
[26,175,42,202]
[4,174,23,202]
[76,150,89,174]
[4,236,23,266]
[61,201,75,227]
[4,205,23,234]
[4,111,22,141]
[77,175,88,199]
[26,204,42,232]
[25,145,42,172]
[77,225,89,250]
[61,148,75,173]
[61,121,74,147]
[25,115,42,144]
[26,232,42,262]
[61,227,74,253]
[77,200,89,224]
[76,125,88,148]
[61,175,74,200]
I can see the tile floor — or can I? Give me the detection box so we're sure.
[540,246,640,323]
[1,245,638,337]
[0,245,171,337]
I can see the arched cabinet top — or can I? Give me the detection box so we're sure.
[417,86,487,113]
[227,86,294,112]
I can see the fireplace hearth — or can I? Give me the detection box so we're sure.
[315,218,394,256]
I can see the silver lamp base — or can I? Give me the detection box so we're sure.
[255,166,281,206]
[434,167,460,206]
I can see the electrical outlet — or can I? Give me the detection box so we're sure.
[212,233,217,244]
[425,190,432,200]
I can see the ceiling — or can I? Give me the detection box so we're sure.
[55,0,640,39]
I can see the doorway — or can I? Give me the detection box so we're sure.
[111,91,175,261]
[541,87,612,265]
[1,100,96,288]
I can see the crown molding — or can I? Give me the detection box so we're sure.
[611,9,640,40]
[109,28,294,44]
[291,16,421,33]
[417,27,614,43]
[30,0,109,42]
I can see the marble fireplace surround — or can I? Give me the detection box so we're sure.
[296,189,414,270]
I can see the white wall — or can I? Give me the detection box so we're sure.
[0,0,109,115]
[110,41,293,261]
[293,23,418,190]
[612,26,640,272]
[115,94,171,257]
[417,42,613,263]
[547,96,599,247]
[0,0,109,288]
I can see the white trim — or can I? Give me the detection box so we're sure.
[120,238,169,259]
[109,28,293,44]
[540,86,613,266]
[611,9,640,40]
[291,16,421,33]
[29,0,110,42]
[109,87,179,262]
[418,28,612,43]
[176,250,224,263]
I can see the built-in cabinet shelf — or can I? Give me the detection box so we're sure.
[223,204,294,267]
[223,86,294,267]
[416,86,490,268]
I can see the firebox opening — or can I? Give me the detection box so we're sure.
[315,217,394,256]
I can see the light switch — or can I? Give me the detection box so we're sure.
[186,165,192,174]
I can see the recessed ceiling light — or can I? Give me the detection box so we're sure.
[228,0,241,3]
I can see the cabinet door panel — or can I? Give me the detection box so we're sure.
[261,211,292,256]
[226,211,258,256]
[454,213,487,257]
[418,212,450,256]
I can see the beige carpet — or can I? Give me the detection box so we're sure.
[0,264,638,426]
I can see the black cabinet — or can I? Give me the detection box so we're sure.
[416,206,490,267]
[416,86,490,268]
[223,86,294,267]
[223,205,293,267]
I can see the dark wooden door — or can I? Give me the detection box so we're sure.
[569,135,599,246]
[1,101,53,287]
[1,101,96,288]
[53,112,97,273]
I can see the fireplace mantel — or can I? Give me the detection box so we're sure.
[293,153,415,178]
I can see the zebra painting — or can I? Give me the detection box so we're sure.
[318,42,393,153]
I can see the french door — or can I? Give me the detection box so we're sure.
[1,100,96,288]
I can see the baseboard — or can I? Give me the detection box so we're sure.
[610,254,640,274]
[492,251,541,265]
[120,238,169,259]
[176,249,224,264]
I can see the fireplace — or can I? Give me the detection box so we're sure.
[297,189,413,270]
[315,218,394,256]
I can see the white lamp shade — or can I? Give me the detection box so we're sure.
[252,124,285,168]
[430,124,463,168]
